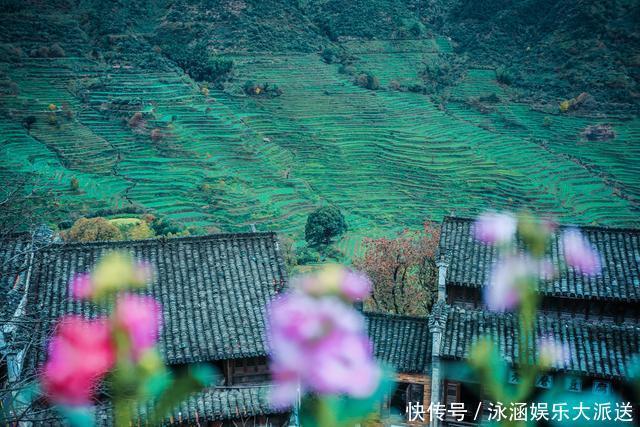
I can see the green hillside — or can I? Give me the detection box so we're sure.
[1,0,638,257]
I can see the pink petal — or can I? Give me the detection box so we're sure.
[70,273,93,300]
[474,212,517,245]
[114,294,162,358]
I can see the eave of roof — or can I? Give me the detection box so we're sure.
[438,216,640,302]
[15,385,287,426]
[365,311,432,374]
[439,304,640,380]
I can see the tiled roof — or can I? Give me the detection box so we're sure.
[95,385,284,426]
[20,386,285,426]
[26,232,288,365]
[438,216,640,302]
[365,311,432,373]
[439,305,640,380]
[0,235,35,319]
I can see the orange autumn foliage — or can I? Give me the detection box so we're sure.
[354,221,440,316]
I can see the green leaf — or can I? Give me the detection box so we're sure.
[146,364,217,424]
[57,406,96,427]
[300,363,396,427]
[538,383,624,427]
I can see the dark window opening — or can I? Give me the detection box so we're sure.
[390,382,424,416]
[0,359,8,389]
[445,381,481,424]
[229,356,270,385]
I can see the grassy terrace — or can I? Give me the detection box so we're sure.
[1,36,638,256]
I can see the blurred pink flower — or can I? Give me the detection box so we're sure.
[41,316,115,406]
[474,212,517,245]
[538,336,570,368]
[306,331,380,396]
[114,294,162,358]
[484,256,536,312]
[340,269,372,301]
[267,292,380,408]
[133,261,154,286]
[292,265,372,302]
[562,229,601,275]
[70,273,93,300]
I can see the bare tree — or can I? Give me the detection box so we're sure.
[0,173,63,423]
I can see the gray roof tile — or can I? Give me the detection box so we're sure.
[27,232,288,364]
[365,311,432,373]
[438,216,640,301]
[440,305,640,380]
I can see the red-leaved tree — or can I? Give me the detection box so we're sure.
[354,221,440,316]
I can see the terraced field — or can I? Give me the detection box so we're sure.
[1,36,639,255]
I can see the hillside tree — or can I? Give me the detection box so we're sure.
[304,206,347,247]
[354,221,440,316]
[65,217,122,242]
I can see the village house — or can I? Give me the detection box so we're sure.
[1,232,290,425]
[424,217,640,426]
[0,231,434,426]
[1,218,639,426]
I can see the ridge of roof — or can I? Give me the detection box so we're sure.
[439,216,640,301]
[363,310,428,323]
[446,304,640,333]
[442,215,640,234]
[42,231,279,250]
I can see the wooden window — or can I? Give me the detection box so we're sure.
[389,382,424,417]
[230,356,270,384]
[446,381,483,423]
[407,383,424,405]
[445,381,460,405]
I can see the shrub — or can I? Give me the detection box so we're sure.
[355,73,380,90]
[243,80,258,95]
[338,64,355,75]
[70,177,80,192]
[150,128,163,142]
[150,217,187,237]
[61,103,73,119]
[6,81,18,95]
[421,55,466,93]
[496,67,514,85]
[320,48,336,64]
[296,246,321,265]
[128,112,144,128]
[199,57,233,82]
[278,235,298,272]
[243,81,283,97]
[478,93,500,103]
[304,206,347,247]
[22,115,36,131]
[409,21,426,37]
[66,217,123,242]
[49,43,66,57]
[31,46,50,58]
[47,112,58,127]
[0,44,23,62]
[167,42,233,83]
[127,221,155,240]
